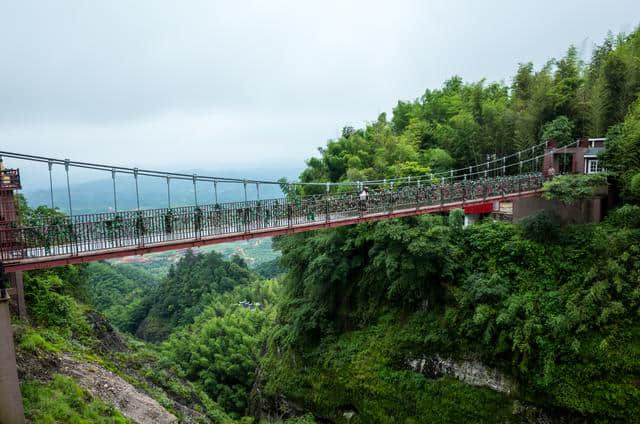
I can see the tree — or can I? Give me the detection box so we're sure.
[601,54,628,130]
[600,98,640,202]
[540,116,574,145]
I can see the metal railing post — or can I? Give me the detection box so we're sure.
[462,180,466,207]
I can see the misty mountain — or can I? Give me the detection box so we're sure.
[22,167,302,215]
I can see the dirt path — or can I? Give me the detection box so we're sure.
[58,354,177,424]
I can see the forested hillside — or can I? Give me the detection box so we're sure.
[255,28,640,422]
[13,27,640,423]
[292,31,639,192]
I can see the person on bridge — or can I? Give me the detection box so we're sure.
[359,187,369,212]
[547,166,556,179]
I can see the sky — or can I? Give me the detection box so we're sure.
[1,0,638,182]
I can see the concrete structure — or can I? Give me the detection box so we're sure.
[0,160,26,424]
[525,137,609,224]
[512,195,607,224]
[0,291,26,424]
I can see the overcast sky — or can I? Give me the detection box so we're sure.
[1,0,638,175]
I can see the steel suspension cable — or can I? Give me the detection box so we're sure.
[64,159,72,216]
[134,168,140,210]
[112,169,118,212]
[48,160,54,209]
[193,174,198,207]
[166,177,171,209]
[0,137,554,188]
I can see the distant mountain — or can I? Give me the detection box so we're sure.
[22,167,302,214]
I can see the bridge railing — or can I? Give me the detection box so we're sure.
[0,173,545,261]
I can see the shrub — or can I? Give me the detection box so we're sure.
[518,210,563,243]
[448,208,464,229]
[21,374,129,423]
[23,270,94,345]
[630,173,640,199]
[542,173,608,204]
[605,204,640,228]
[19,328,64,353]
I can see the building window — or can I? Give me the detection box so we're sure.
[586,159,602,174]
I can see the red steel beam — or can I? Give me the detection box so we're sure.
[1,190,540,272]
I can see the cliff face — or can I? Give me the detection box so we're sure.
[254,347,566,424]
[407,356,518,395]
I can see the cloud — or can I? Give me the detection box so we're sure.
[0,0,637,171]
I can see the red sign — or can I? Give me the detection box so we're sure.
[464,202,493,214]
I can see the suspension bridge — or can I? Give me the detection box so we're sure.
[0,140,571,273]
[0,138,600,424]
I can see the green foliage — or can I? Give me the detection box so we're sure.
[291,28,640,202]
[162,278,281,417]
[85,262,158,333]
[261,316,520,423]
[602,98,640,202]
[273,215,462,345]
[21,374,130,423]
[270,213,640,421]
[540,115,574,144]
[14,194,68,227]
[518,210,563,243]
[17,327,76,354]
[605,204,640,228]
[23,267,94,344]
[631,173,640,198]
[252,258,285,279]
[542,173,608,204]
[422,147,454,172]
[132,249,258,341]
[448,208,464,230]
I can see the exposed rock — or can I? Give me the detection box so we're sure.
[343,410,356,420]
[342,408,357,420]
[15,348,61,382]
[408,355,517,395]
[59,354,177,424]
[84,310,127,354]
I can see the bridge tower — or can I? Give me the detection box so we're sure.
[0,159,26,424]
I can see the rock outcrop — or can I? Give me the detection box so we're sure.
[59,354,177,424]
[407,355,517,395]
